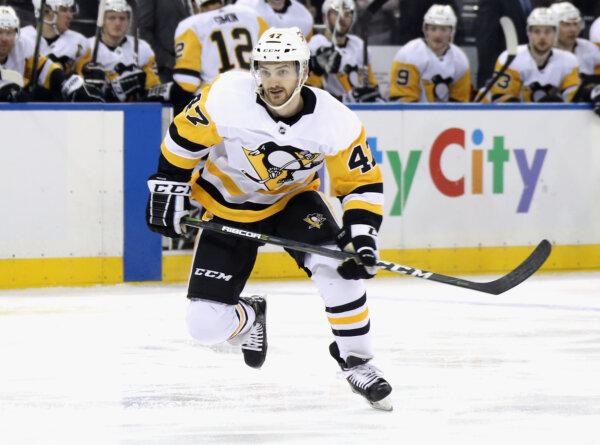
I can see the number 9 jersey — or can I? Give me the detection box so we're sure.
[173,4,269,95]
[388,38,471,103]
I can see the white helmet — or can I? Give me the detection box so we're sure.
[103,0,132,15]
[251,27,310,110]
[32,0,78,15]
[423,4,457,28]
[527,7,558,30]
[550,2,583,31]
[0,6,20,31]
[321,0,355,18]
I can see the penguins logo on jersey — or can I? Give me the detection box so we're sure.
[303,213,326,230]
[241,142,323,190]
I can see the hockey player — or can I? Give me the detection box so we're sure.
[20,0,88,77]
[550,2,600,115]
[236,0,313,40]
[551,3,600,76]
[79,0,160,102]
[388,4,471,102]
[307,0,383,103]
[490,7,580,103]
[166,0,269,114]
[146,27,393,411]
[0,5,100,102]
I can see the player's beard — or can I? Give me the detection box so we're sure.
[265,86,292,107]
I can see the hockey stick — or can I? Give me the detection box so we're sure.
[91,0,107,63]
[474,16,518,103]
[182,216,551,295]
[29,0,47,94]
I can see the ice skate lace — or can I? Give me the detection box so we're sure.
[340,363,384,390]
[241,323,264,352]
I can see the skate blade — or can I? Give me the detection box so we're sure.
[368,395,393,412]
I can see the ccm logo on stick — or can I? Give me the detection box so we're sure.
[194,268,233,281]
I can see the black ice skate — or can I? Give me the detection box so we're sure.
[239,296,267,369]
[329,342,393,411]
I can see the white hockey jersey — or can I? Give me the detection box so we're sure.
[79,36,160,89]
[388,38,471,102]
[173,4,268,93]
[307,33,378,102]
[0,36,60,90]
[490,44,580,102]
[590,16,600,48]
[160,70,383,223]
[570,38,600,75]
[20,26,88,75]
[236,0,313,40]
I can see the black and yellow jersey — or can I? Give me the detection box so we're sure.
[389,38,471,102]
[173,4,268,94]
[0,36,61,90]
[159,70,383,227]
[79,35,160,90]
[20,26,88,75]
[307,33,378,103]
[236,0,313,41]
[490,45,580,102]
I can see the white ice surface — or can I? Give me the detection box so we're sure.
[1,273,599,445]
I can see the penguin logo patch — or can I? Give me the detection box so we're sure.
[303,213,326,229]
[241,142,323,191]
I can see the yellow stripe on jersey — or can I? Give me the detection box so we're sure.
[174,28,203,93]
[205,159,244,196]
[257,16,269,37]
[172,83,223,148]
[193,178,321,222]
[595,64,600,75]
[74,47,91,75]
[160,142,200,169]
[449,68,472,102]
[367,64,378,87]
[490,66,522,102]
[143,55,161,89]
[328,308,369,325]
[560,66,581,102]
[326,127,383,197]
[306,72,324,88]
[25,54,60,89]
[389,61,420,102]
[343,200,383,216]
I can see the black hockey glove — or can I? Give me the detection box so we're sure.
[81,62,108,94]
[145,82,173,103]
[335,224,379,280]
[0,81,26,102]
[111,67,146,102]
[146,173,191,239]
[590,85,600,117]
[0,69,27,102]
[351,85,384,103]
[61,74,105,102]
[313,45,342,75]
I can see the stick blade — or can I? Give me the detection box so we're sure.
[475,240,552,295]
[500,16,518,56]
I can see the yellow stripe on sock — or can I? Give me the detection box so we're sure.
[228,304,247,340]
[328,308,369,325]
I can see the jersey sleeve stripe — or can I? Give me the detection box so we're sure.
[342,200,384,216]
[168,123,209,153]
[174,68,201,78]
[160,142,203,169]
